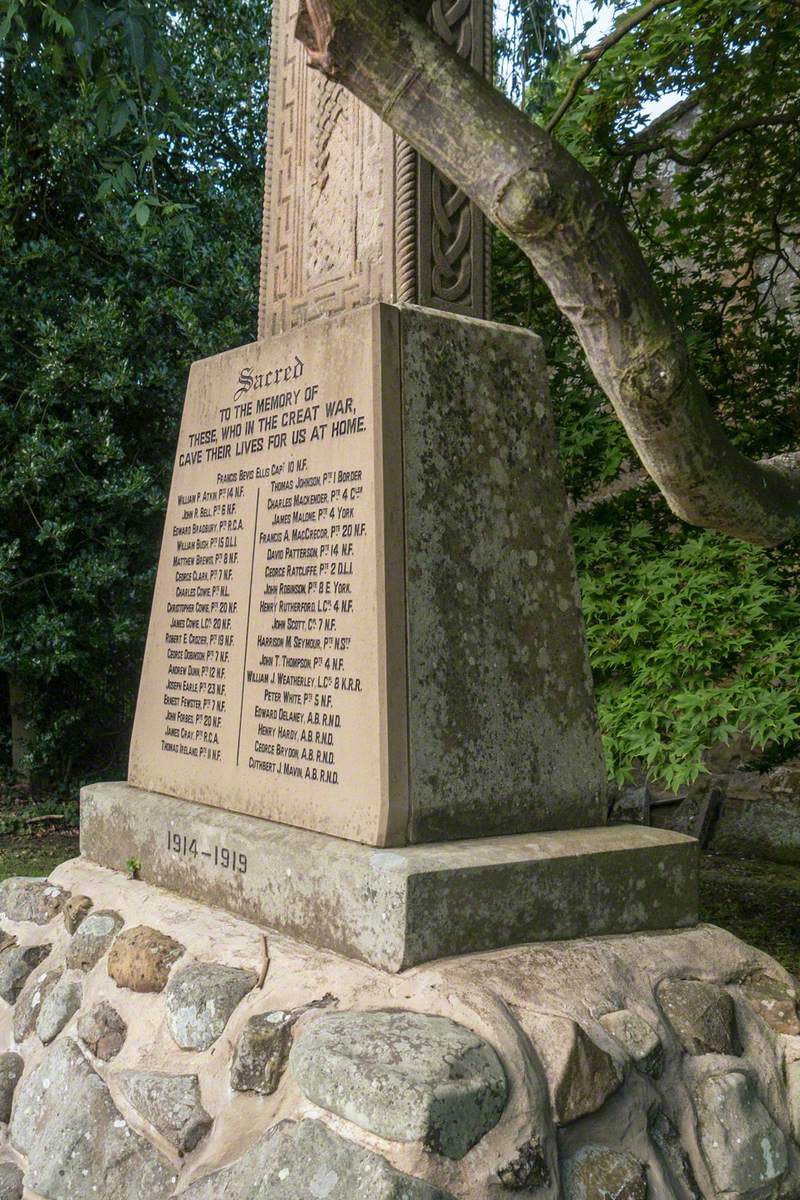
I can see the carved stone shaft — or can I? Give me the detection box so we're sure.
[258,0,491,339]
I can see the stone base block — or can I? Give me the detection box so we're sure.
[80,782,698,972]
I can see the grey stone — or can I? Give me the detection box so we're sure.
[693,1068,787,1197]
[165,961,257,1050]
[737,970,800,1035]
[0,878,68,925]
[12,965,61,1042]
[35,969,83,1043]
[78,1000,127,1061]
[658,978,739,1055]
[0,944,50,1004]
[608,785,650,826]
[177,1118,455,1199]
[564,1147,647,1200]
[290,1009,507,1159]
[81,783,698,973]
[398,306,606,841]
[497,1137,550,1190]
[63,893,93,934]
[524,1013,622,1125]
[108,924,184,992]
[117,1071,212,1154]
[231,1010,295,1095]
[710,788,800,865]
[783,1036,800,1142]
[648,1108,701,1200]
[65,908,124,970]
[0,1164,22,1200]
[598,1009,663,1077]
[9,1038,175,1199]
[0,1054,23,1123]
[0,931,16,954]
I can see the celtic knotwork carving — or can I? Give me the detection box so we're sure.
[431,176,472,302]
[429,0,472,53]
[415,0,484,313]
[260,0,491,333]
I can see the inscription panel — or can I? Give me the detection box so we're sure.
[130,306,408,847]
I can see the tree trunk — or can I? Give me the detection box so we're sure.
[296,0,800,548]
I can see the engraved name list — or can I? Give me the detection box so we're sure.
[129,309,405,845]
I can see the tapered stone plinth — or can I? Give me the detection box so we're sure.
[128,304,607,848]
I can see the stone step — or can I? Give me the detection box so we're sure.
[80,781,698,972]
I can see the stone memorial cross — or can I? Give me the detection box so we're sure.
[83,0,698,971]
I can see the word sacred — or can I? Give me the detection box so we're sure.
[234,357,304,402]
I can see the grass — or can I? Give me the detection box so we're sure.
[0,830,79,881]
[699,853,800,977]
[0,833,798,978]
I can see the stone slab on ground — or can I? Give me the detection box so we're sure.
[0,857,797,1200]
[81,782,698,971]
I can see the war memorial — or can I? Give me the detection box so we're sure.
[0,3,799,1198]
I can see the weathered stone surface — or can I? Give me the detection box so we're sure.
[231,1010,294,1095]
[497,1137,550,1190]
[658,978,739,1055]
[598,1009,663,1077]
[166,962,257,1051]
[82,784,698,973]
[65,908,124,970]
[524,1013,622,1125]
[0,1054,23,1123]
[108,924,184,993]
[9,1038,175,1198]
[693,1068,787,1197]
[737,970,800,1035]
[0,877,67,925]
[117,1071,212,1154]
[400,306,607,842]
[36,969,83,1043]
[178,1118,455,1199]
[290,1010,507,1159]
[782,1036,800,1143]
[12,965,61,1042]
[648,1109,702,1200]
[0,931,16,954]
[0,1164,22,1200]
[78,1000,127,1061]
[0,944,50,1004]
[63,893,93,934]
[563,1147,647,1200]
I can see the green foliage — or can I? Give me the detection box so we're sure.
[575,522,800,789]
[494,0,800,787]
[0,0,270,786]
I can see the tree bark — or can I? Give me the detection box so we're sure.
[295,0,800,548]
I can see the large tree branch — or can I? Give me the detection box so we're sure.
[295,0,800,548]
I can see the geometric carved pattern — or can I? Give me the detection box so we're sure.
[258,0,491,339]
